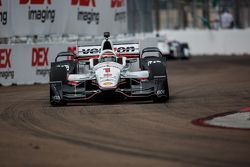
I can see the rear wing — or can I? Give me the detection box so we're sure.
[77,42,140,60]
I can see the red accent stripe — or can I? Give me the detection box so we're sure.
[67,81,79,86]
[77,54,139,60]
[240,107,250,112]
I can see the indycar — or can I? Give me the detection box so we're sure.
[157,37,191,59]
[49,32,169,105]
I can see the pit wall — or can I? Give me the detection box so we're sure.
[1,29,250,86]
[0,43,76,86]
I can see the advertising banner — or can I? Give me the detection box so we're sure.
[0,0,127,37]
[0,43,76,86]
[0,0,10,37]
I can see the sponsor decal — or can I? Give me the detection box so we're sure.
[0,0,8,25]
[103,81,113,85]
[156,90,165,96]
[104,68,110,73]
[0,70,14,79]
[57,64,70,71]
[0,48,14,79]
[71,0,99,25]
[114,46,135,53]
[36,68,50,77]
[147,60,161,66]
[104,73,112,77]
[31,47,50,77]
[20,0,56,23]
[111,0,126,22]
[80,46,136,55]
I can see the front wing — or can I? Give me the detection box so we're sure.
[49,77,167,102]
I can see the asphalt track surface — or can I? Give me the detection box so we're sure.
[0,56,250,167]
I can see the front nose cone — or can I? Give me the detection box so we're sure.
[99,81,117,90]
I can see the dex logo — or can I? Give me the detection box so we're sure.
[71,0,96,7]
[111,0,124,8]
[20,0,52,4]
[32,48,48,67]
[20,0,55,23]
[0,49,11,68]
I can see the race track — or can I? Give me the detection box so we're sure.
[1,56,250,167]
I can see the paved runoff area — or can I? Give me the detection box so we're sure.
[0,56,250,167]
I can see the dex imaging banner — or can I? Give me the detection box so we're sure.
[0,0,128,37]
[0,0,11,37]
[9,0,68,36]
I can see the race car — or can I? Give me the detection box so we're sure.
[157,37,191,59]
[49,32,169,105]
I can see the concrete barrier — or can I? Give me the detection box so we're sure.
[160,29,250,56]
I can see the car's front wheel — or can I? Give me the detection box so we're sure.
[49,67,67,106]
[148,62,169,103]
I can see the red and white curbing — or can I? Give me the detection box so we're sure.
[192,107,250,130]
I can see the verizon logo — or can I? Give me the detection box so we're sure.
[81,46,136,55]
[20,0,55,23]
[0,0,8,25]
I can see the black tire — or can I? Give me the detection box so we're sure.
[148,63,169,103]
[148,62,166,80]
[49,67,67,106]
[50,67,67,82]
[49,88,67,106]
[180,43,191,60]
[152,80,169,103]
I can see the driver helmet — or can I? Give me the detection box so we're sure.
[100,53,117,63]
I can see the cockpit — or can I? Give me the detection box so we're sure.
[99,55,117,63]
[99,48,117,63]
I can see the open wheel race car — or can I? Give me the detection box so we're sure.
[49,32,169,105]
